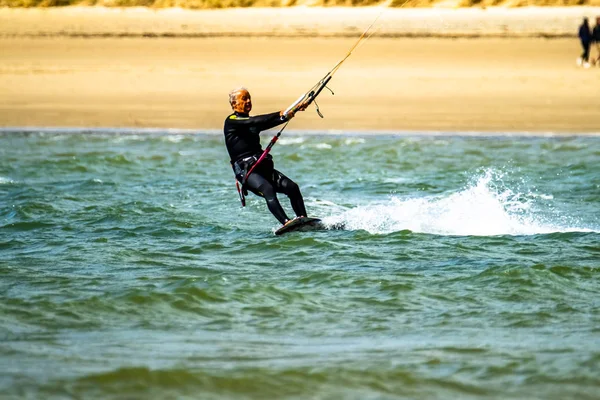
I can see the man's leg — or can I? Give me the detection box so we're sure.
[273,170,307,218]
[584,42,591,62]
[245,173,290,225]
[580,40,589,65]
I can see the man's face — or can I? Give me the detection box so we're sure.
[232,90,252,114]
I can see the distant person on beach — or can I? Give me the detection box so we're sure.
[592,16,600,66]
[224,87,308,227]
[577,17,592,68]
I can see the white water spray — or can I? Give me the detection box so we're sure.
[320,169,594,236]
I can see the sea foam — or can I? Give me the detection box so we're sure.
[0,176,14,185]
[322,169,594,236]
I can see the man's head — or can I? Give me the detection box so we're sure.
[229,87,252,114]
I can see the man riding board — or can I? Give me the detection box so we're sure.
[224,87,308,228]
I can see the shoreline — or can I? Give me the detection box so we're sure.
[2,127,600,137]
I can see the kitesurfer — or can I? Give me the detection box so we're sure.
[224,87,308,227]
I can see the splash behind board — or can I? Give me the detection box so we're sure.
[275,217,323,236]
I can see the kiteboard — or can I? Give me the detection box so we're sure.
[275,217,323,236]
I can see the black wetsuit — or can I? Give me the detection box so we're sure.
[224,111,307,224]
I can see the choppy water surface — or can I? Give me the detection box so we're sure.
[1,130,599,399]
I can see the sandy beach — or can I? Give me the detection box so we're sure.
[1,7,599,132]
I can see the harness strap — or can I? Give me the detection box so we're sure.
[232,155,258,207]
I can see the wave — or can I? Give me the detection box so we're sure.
[0,176,15,184]
[320,169,597,236]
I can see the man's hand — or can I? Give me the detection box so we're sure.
[281,110,295,119]
[297,101,309,112]
[281,100,309,120]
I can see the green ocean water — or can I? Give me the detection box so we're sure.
[1,129,599,399]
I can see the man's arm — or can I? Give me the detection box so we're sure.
[227,111,286,132]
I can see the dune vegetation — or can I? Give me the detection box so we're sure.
[1,0,599,8]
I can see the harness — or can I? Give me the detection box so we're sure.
[231,156,254,206]
[232,152,276,206]
[232,120,287,207]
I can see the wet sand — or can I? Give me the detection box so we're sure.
[1,7,599,133]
